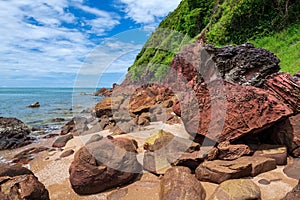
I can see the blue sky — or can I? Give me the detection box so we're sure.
[0,0,181,87]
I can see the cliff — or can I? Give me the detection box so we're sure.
[127,0,300,81]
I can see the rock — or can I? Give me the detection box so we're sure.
[95,96,124,118]
[217,141,251,160]
[143,130,175,152]
[195,156,276,183]
[12,146,49,164]
[0,117,32,150]
[107,173,160,200]
[238,156,276,177]
[168,151,206,171]
[69,137,142,195]
[85,134,103,145]
[60,117,88,135]
[0,175,49,200]
[166,44,293,143]
[253,144,287,165]
[283,159,300,180]
[179,81,294,143]
[51,118,65,122]
[160,167,206,200]
[0,164,33,177]
[26,102,40,108]
[263,72,300,113]
[195,158,252,184]
[143,132,202,174]
[52,134,74,148]
[209,179,261,200]
[60,149,75,158]
[204,43,280,87]
[282,180,300,200]
[137,112,151,126]
[265,114,300,157]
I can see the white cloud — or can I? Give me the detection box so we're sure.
[117,0,182,24]
[0,0,121,86]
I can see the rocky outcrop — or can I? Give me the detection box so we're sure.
[160,167,206,200]
[0,117,33,150]
[195,156,276,183]
[0,164,49,200]
[60,116,89,135]
[209,179,261,200]
[69,137,142,195]
[166,44,294,143]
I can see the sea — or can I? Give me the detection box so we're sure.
[0,88,104,131]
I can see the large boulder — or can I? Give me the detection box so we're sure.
[0,117,33,150]
[0,175,50,200]
[0,164,49,200]
[160,167,206,200]
[165,44,294,143]
[209,179,261,200]
[69,137,142,195]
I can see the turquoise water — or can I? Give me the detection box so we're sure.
[0,88,103,129]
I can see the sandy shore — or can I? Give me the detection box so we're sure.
[0,122,298,200]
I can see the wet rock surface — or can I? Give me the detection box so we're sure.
[0,117,33,150]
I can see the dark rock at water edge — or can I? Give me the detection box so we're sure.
[0,117,33,150]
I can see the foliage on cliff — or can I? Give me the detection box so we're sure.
[128,0,300,81]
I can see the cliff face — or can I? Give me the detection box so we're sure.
[127,0,300,82]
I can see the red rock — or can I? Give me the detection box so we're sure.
[217,141,251,160]
[264,72,300,113]
[177,81,293,143]
[0,175,49,200]
[253,144,287,165]
[195,159,252,184]
[69,137,142,195]
[160,167,206,200]
[195,156,276,183]
[265,114,300,157]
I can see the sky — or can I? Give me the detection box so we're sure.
[0,0,182,87]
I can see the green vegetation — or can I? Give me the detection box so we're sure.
[251,23,300,75]
[128,0,300,81]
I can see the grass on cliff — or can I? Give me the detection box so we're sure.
[251,23,300,75]
[128,0,300,81]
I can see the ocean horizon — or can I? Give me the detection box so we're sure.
[0,87,104,130]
